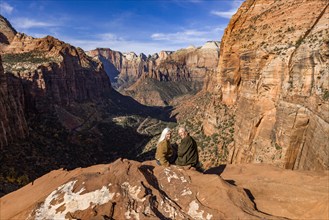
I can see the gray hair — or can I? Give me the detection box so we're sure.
[178,126,187,133]
[158,127,171,144]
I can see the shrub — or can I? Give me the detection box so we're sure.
[295,37,303,46]
[2,52,51,64]
[323,90,329,100]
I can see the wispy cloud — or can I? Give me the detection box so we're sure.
[98,33,124,41]
[0,2,13,14]
[62,37,172,55]
[150,26,224,45]
[211,9,237,19]
[12,18,58,29]
[151,29,207,42]
[187,0,203,3]
[211,0,243,19]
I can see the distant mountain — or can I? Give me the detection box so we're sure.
[87,41,220,106]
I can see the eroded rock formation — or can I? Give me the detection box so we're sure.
[204,0,329,170]
[87,42,220,106]
[2,159,328,219]
[1,33,111,111]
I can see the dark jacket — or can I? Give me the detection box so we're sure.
[175,135,199,167]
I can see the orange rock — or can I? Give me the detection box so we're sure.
[204,0,329,170]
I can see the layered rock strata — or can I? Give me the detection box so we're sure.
[1,159,297,220]
[1,33,111,112]
[87,42,220,105]
[204,0,329,170]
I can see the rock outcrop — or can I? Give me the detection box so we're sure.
[220,163,329,219]
[203,0,329,170]
[0,15,17,48]
[1,159,328,219]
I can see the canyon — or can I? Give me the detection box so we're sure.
[0,0,329,218]
[0,15,174,196]
[87,41,220,106]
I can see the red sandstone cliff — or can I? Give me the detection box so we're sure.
[0,17,27,148]
[0,15,16,49]
[1,33,111,111]
[87,48,148,88]
[88,42,220,106]
[0,55,28,148]
[204,0,329,170]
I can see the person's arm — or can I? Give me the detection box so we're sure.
[157,142,170,167]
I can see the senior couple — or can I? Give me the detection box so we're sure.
[155,126,199,168]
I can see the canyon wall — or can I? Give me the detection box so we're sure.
[88,42,220,105]
[88,42,219,85]
[1,33,111,112]
[205,0,329,170]
[0,55,28,148]
[0,15,28,148]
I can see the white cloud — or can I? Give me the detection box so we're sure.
[150,26,224,44]
[211,0,243,19]
[211,9,237,19]
[0,2,13,14]
[12,18,57,29]
[61,32,205,55]
[98,33,124,41]
[62,37,167,55]
[151,29,209,42]
[188,0,203,3]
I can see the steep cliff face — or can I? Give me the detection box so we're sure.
[205,0,329,170]
[152,43,220,81]
[85,48,121,82]
[0,15,17,47]
[87,48,148,88]
[1,34,111,111]
[0,56,28,148]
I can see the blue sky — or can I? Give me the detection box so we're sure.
[0,0,243,55]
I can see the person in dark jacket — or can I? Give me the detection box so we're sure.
[175,126,199,167]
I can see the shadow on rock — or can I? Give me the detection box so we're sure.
[138,165,173,220]
[203,164,227,175]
